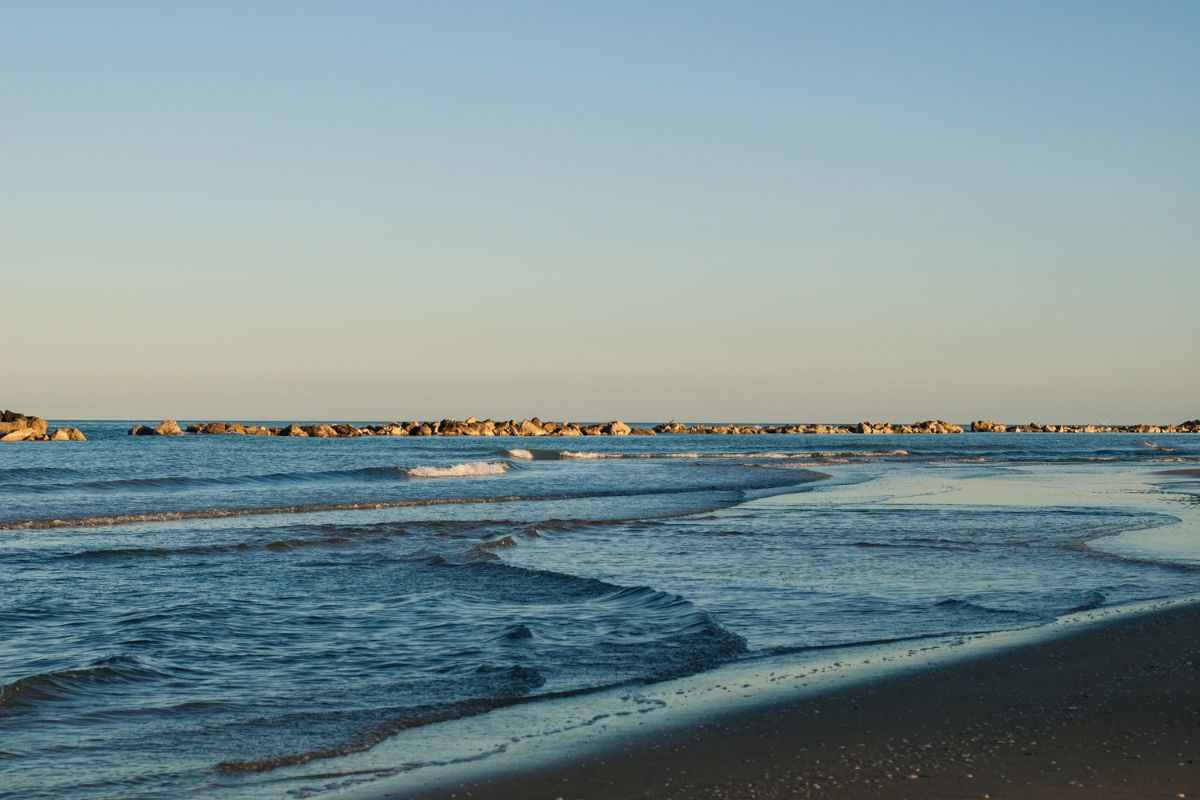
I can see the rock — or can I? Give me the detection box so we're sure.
[1,428,36,441]
[605,420,632,436]
[518,419,546,436]
[630,427,656,435]
[655,421,688,434]
[971,420,1007,433]
[558,425,583,436]
[332,424,359,437]
[581,424,605,435]
[49,427,87,441]
[278,423,309,437]
[0,411,48,437]
[912,420,964,434]
[304,424,338,438]
[154,419,184,436]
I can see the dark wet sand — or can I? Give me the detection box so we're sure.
[398,603,1200,799]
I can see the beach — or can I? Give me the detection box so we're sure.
[395,599,1200,799]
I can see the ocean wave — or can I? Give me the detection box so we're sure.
[0,467,82,482]
[58,532,381,561]
[504,449,534,460]
[406,462,509,479]
[932,598,1039,618]
[0,656,170,713]
[213,581,746,775]
[559,449,908,461]
[0,466,406,495]
[0,499,501,531]
[0,471,827,531]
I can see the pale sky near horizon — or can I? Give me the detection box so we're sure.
[4,3,1198,422]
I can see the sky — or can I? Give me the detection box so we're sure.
[3,2,1198,422]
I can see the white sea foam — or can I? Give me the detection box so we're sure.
[560,451,610,460]
[406,462,509,478]
[505,449,535,460]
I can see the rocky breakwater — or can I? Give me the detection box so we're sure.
[123,416,1200,439]
[0,409,85,442]
[855,420,964,435]
[128,418,641,438]
[972,420,1200,433]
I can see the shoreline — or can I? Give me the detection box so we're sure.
[302,466,1200,800]
[344,595,1200,800]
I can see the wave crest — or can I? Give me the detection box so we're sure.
[406,462,508,479]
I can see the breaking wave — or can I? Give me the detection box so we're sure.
[406,462,509,479]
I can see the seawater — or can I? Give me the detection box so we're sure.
[2,424,1199,799]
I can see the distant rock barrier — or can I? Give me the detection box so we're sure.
[121,416,1200,438]
[0,409,85,442]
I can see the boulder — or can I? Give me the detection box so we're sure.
[154,419,184,436]
[517,419,546,436]
[558,425,583,436]
[630,427,656,435]
[1,428,36,442]
[605,420,632,436]
[909,420,963,434]
[49,427,87,441]
[581,424,605,436]
[0,411,48,437]
[971,420,1007,433]
[304,424,338,438]
[278,423,309,437]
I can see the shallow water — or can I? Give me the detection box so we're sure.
[2,425,1199,799]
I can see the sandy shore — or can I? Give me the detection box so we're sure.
[392,602,1200,800]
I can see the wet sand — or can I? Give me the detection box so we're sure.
[395,602,1200,799]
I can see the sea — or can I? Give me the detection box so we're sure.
[2,423,1199,799]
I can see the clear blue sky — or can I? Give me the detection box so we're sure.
[4,2,1197,422]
